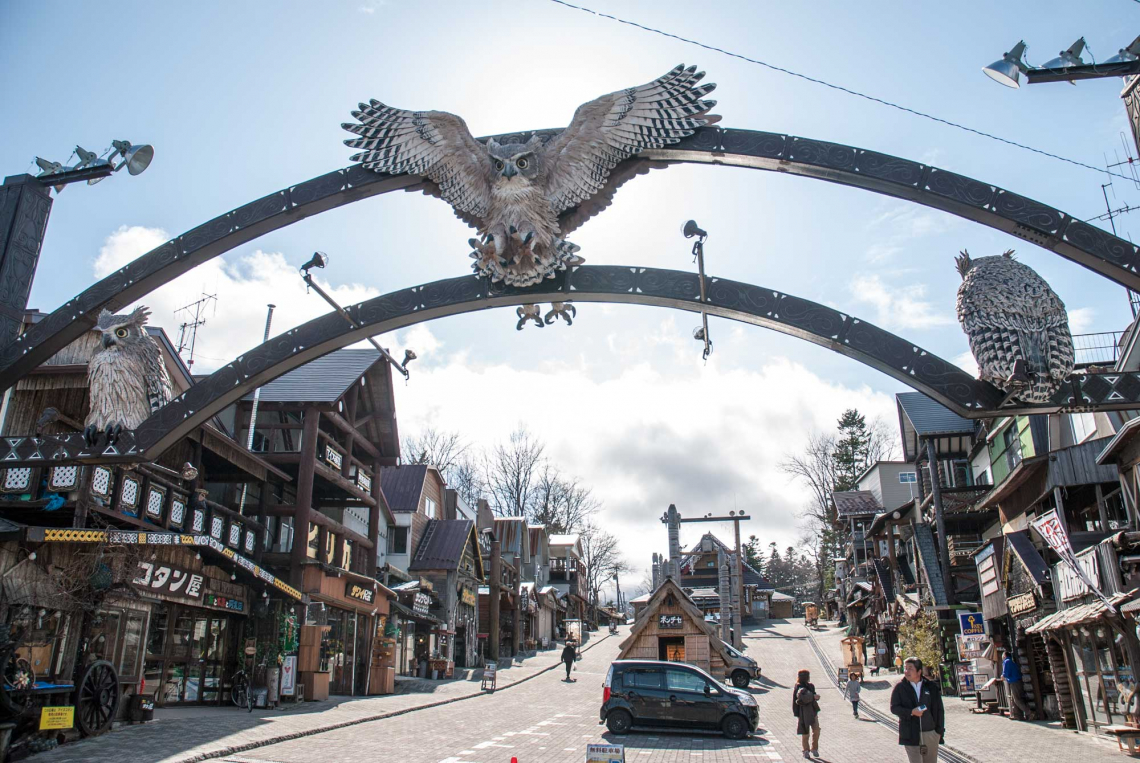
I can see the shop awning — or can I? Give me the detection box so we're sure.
[390,599,445,626]
[1005,531,1050,586]
[1026,589,1138,634]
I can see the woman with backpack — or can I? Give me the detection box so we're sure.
[793,669,821,759]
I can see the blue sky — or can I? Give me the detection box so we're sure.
[2,1,1138,590]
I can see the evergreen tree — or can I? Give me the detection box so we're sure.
[743,535,764,572]
[833,409,872,491]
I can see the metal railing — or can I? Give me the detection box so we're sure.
[1072,330,1124,367]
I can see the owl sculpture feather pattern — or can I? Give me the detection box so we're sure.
[955,250,1074,403]
[84,306,173,445]
[343,64,718,286]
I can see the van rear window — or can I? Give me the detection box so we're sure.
[623,669,664,689]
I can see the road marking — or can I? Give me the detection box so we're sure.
[472,740,513,749]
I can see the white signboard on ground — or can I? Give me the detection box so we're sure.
[280,655,297,696]
[586,743,625,763]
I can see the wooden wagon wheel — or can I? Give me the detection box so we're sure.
[75,660,119,736]
[0,651,36,716]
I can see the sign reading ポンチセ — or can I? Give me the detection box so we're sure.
[658,614,683,629]
[958,612,985,636]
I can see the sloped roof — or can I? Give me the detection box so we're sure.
[833,491,883,518]
[617,578,734,667]
[896,393,975,436]
[379,465,428,512]
[681,533,773,589]
[240,349,382,403]
[1005,530,1050,587]
[408,519,482,576]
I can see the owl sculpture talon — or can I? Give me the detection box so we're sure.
[83,424,100,448]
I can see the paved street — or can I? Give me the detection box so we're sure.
[26,621,1138,763]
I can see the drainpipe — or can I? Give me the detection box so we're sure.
[239,304,275,512]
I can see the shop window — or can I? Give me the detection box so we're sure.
[1003,425,1023,472]
[118,610,147,680]
[190,618,209,661]
[308,523,320,559]
[389,527,408,555]
[88,610,122,663]
[171,613,194,660]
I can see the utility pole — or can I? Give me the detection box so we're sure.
[664,505,751,648]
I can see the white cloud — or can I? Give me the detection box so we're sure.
[94,226,380,373]
[1068,307,1095,334]
[954,350,979,378]
[849,274,955,330]
[385,330,900,585]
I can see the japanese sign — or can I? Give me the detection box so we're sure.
[956,634,987,661]
[658,614,683,629]
[346,582,376,604]
[133,561,204,600]
[281,655,297,696]
[958,612,985,636]
[413,592,432,616]
[203,593,245,613]
[956,665,976,694]
[461,587,477,607]
[1056,548,1100,602]
[39,706,74,730]
[1031,510,1116,613]
[586,743,625,763]
[1007,592,1037,616]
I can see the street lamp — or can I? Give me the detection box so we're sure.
[681,220,712,361]
[982,41,1029,88]
[34,137,155,192]
[982,34,1140,86]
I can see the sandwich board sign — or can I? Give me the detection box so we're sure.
[586,743,625,763]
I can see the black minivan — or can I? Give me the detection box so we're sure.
[600,660,759,739]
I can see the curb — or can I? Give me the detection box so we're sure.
[169,632,614,763]
[800,623,981,763]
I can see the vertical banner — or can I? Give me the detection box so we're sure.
[280,655,297,696]
[1031,509,1116,613]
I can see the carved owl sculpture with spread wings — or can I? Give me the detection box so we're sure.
[84,306,173,446]
[956,249,1074,403]
[343,64,718,286]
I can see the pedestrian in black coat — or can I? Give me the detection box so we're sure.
[561,641,577,681]
[889,658,944,762]
[793,669,821,759]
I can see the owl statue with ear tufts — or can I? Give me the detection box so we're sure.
[955,249,1074,403]
[84,306,173,446]
[343,64,719,287]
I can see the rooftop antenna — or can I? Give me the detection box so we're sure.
[174,292,217,369]
[1092,145,1140,316]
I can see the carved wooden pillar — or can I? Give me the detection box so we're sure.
[0,175,52,348]
[925,438,955,604]
[368,459,382,577]
[489,538,501,662]
[290,407,321,586]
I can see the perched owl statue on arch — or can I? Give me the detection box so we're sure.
[343,64,718,286]
[956,249,1074,403]
[84,306,173,446]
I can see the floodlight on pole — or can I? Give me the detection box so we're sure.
[300,251,329,274]
[1104,37,1140,65]
[1041,37,1087,71]
[982,41,1029,89]
[34,137,154,192]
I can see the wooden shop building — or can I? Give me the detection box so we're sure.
[617,578,733,677]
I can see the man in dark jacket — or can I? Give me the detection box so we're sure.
[889,658,944,762]
[561,641,577,681]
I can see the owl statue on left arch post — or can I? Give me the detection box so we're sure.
[84,306,173,447]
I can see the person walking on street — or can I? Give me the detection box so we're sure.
[793,669,821,759]
[1002,651,1032,720]
[561,641,577,682]
[890,657,945,763]
[844,675,862,718]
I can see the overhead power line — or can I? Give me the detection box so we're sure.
[547,0,1134,182]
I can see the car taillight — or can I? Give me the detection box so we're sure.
[603,686,611,703]
[603,665,613,703]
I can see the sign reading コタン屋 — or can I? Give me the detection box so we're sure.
[134,560,204,599]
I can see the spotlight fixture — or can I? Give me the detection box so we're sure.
[1104,37,1140,64]
[300,251,329,274]
[34,137,153,192]
[402,349,417,367]
[231,573,237,581]
[982,40,1029,88]
[681,219,708,240]
[181,462,199,481]
[1042,37,1087,70]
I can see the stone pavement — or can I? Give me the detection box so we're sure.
[804,619,1124,761]
[26,635,610,763]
